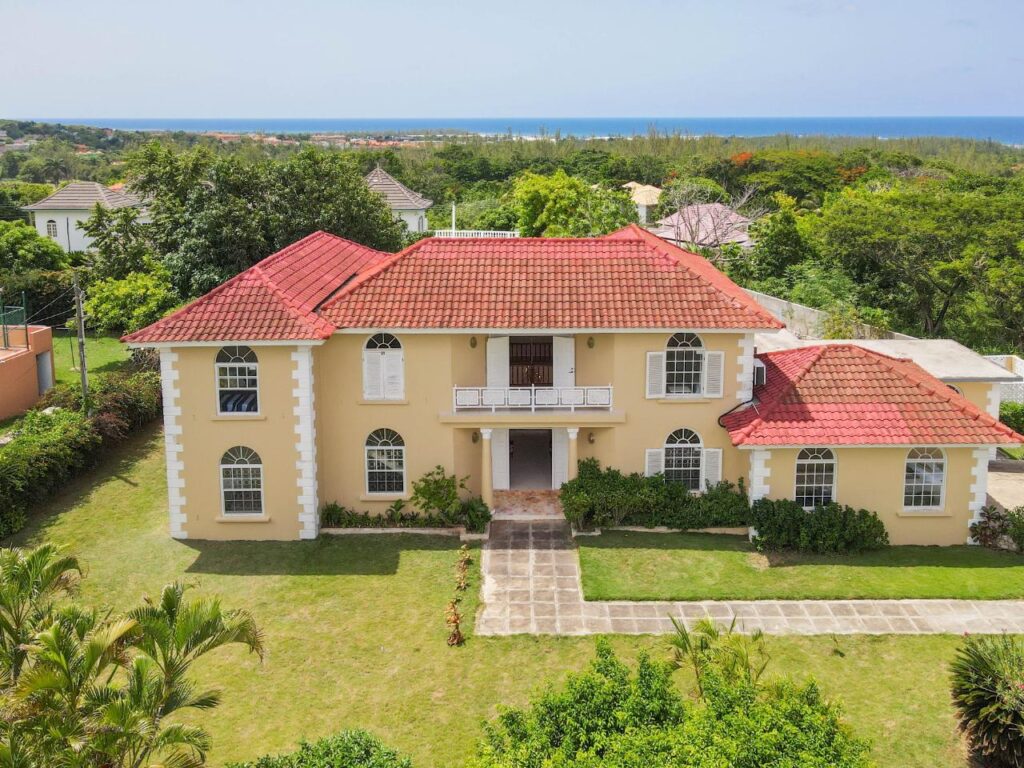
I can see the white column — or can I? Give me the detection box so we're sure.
[480,428,494,509]
[292,346,319,540]
[567,427,579,481]
[159,349,187,539]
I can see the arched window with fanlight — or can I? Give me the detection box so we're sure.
[362,333,404,400]
[664,428,703,490]
[904,448,945,509]
[665,333,704,395]
[365,428,406,495]
[794,448,836,509]
[220,446,263,515]
[216,346,259,414]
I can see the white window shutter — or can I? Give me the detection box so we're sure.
[551,428,570,488]
[703,351,725,398]
[362,350,383,400]
[491,429,510,490]
[486,337,510,388]
[646,352,665,399]
[702,448,722,490]
[383,350,405,400]
[553,336,576,388]
[645,448,664,477]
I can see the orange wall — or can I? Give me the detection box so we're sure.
[0,326,54,421]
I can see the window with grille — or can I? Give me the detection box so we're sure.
[220,446,263,515]
[795,448,835,508]
[365,428,406,494]
[46,220,58,238]
[664,428,703,491]
[665,333,704,395]
[216,346,258,413]
[904,448,944,508]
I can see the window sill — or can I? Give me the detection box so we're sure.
[358,399,409,406]
[212,415,266,421]
[216,515,272,523]
[899,508,950,518]
[359,493,410,502]
[657,396,711,404]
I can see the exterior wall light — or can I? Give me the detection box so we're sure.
[588,431,596,444]
[587,336,595,348]
[470,336,477,348]
[472,431,480,443]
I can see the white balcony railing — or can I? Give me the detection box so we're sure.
[452,385,613,412]
[432,229,520,238]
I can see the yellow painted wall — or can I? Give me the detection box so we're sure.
[759,447,976,545]
[175,345,303,540]
[953,381,998,415]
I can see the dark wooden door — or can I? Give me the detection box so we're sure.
[509,337,553,386]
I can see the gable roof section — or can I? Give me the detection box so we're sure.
[723,344,1024,447]
[23,181,142,211]
[320,224,783,330]
[123,232,389,344]
[364,166,432,211]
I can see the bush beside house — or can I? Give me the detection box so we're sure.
[750,498,888,554]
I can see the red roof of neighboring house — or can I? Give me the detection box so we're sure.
[123,232,389,343]
[723,344,1024,447]
[320,224,782,330]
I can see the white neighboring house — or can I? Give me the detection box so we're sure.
[622,182,662,224]
[364,166,433,233]
[22,181,148,253]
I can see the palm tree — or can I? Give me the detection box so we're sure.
[668,616,769,696]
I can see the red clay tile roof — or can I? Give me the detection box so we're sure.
[319,225,782,330]
[723,344,1024,447]
[123,232,389,343]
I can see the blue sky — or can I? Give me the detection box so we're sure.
[4,0,1022,117]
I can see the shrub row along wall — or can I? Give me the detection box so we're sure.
[0,370,162,537]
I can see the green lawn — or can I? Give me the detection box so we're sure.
[8,427,976,767]
[579,530,1024,601]
[51,331,130,384]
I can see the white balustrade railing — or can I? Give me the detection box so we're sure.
[452,385,613,412]
[432,229,520,238]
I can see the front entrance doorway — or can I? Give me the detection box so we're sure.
[509,337,553,386]
[509,429,551,489]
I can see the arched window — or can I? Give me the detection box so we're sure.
[216,346,259,414]
[665,333,704,396]
[904,448,945,509]
[795,448,835,508]
[363,334,404,400]
[46,220,58,238]
[220,446,263,515]
[664,428,703,491]
[365,428,406,494]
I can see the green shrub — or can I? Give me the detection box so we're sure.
[83,270,179,333]
[319,497,490,533]
[0,268,75,325]
[971,505,1011,548]
[40,370,162,442]
[750,498,888,554]
[950,634,1024,767]
[1001,402,1024,436]
[411,465,465,522]
[226,730,412,768]
[1007,506,1024,554]
[559,458,748,531]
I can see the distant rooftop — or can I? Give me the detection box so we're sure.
[23,181,142,211]
[364,166,432,211]
[622,182,662,206]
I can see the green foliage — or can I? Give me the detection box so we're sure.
[970,505,1011,548]
[84,269,179,333]
[749,498,889,554]
[0,219,67,272]
[1002,402,1024,435]
[511,170,637,236]
[668,617,769,696]
[226,730,413,768]
[950,634,1024,767]
[560,458,749,531]
[1009,507,1024,554]
[0,268,75,325]
[411,465,466,521]
[80,203,154,279]
[321,493,491,533]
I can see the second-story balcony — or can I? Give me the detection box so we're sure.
[453,385,613,412]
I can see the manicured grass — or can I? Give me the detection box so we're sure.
[9,427,975,767]
[51,331,130,384]
[579,530,1024,601]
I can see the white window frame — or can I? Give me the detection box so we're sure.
[45,219,58,238]
[903,447,946,511]
[665,333,705,397]
[794,447,836,509]
[362,333,405,401]
[664,428,703,492]
[219,446,265,516]
[364,428,407,496]
[215,346,260,416]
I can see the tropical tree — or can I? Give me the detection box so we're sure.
[0,220,67,273]
[80,204,153,280]
[511,170,637,237]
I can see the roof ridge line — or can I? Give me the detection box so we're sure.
[320,236,432,310]
[251,264,329,335]
[734,346,828,443]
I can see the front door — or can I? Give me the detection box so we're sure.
[509,429,552,489]
[509,337,553,386]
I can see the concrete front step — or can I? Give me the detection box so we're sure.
[492,489,563,519]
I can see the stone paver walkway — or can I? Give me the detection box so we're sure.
[476,519,1024,636]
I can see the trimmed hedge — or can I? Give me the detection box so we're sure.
[750,498,889,554]
[1001,402,1024,436]
[226,730,412,768]
[0,370,162,537]
[559,458,749,531]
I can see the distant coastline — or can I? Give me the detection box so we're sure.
[20,116,1024,144]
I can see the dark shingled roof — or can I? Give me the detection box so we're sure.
[23,181,143,211]
[364,166,432,211]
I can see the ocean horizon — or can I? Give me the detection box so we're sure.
[21,116,1024,144]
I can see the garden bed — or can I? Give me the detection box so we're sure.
[321,524,489,541]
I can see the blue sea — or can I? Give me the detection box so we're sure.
[29,116,1024,144]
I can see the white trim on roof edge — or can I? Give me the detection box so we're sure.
[127,340,326,349]
[333,327,782,336]
[736,442,1019,450]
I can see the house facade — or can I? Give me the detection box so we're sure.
[364,166,432,233]
[124,226,1022,545]
[23,181,148,252]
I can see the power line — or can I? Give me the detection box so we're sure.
[26,286,76,323]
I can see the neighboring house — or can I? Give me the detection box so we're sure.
[364,166,432,233]
[124,225,1022,545]
[22,181,147,252]
[651,202,753,249]
[621,182,662,224]
[0,325,55,421]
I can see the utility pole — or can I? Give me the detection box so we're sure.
[72,271,89,413]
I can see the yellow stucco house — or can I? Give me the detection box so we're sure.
[124,225,1022,545]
